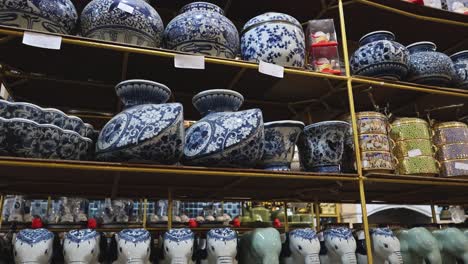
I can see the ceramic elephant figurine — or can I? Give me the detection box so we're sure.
[110,229,152,264]
[432,227,468,264]
[239,227,282,264]
[319,227,357,264]
[13,228,54,264]
[355,227,403,264]
[159,228,195,264]
[63,229,105,264]
[201,228,238,264]
[396,227,442,264]
[280,228,320,264]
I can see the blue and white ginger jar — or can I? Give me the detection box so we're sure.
[406,41,453,87]
[259,120,304,171]
[96,79,184,164]
[350,31,409,80]
[297,121,351,172]
[241,12,306,67]
[81,0,164,47]
[450,50,468,89]
[183,89,264,168]
[0,0,78,34]
[164,2,239,58]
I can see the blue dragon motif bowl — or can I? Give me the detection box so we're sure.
[350,31,409,80]
[241,12,305,67]
[183,89,264,168]
[164,2,239,58]
[0,0,78,34]
[450,50,468,90]
[81,0,164,47]
[96,80,184,164]
[259,120,304,171]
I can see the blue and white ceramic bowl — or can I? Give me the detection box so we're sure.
[0,0,78,34]
[450,50,468,90]
[406,41,453,87]
[81,0,164,47]
[350,31,409,80]
[259,120,304,171]
[241,12,305,67]
[297,121,351,172]
[183,89,264,168]
[164,2,239,58]
[96,80,184,164]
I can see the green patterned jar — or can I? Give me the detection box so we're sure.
[396,155,439,176]
[390,118,431,141]
[393,139,434,159]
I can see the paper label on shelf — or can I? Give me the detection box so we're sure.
[408,149,422,157]
[0,84,10,100]
[22,31,62,50]
[455,162,468,170]
[174,54,205,69]
[363,160,369,168]
[357,230,365,240]
[117,2,134,14]
[259,61,284,78]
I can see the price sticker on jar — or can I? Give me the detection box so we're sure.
[455,162,468,171]
[408,149,422,157]
[117,2,134,14]
[259,61,284,78]
[23,31,62,50]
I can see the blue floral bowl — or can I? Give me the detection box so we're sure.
[350,31,409,80]
[81,0,164,47]
[183,89,264,168]
[450,50,468,90]
[96,80,184,164]
[259,120,304,171]
[0,0,78,34]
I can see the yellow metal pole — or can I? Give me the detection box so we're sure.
[310,203,316,230]
[283,202,289,232]
[46,196,51,217]
[167,189,173,230]
[358,178,374,264]
[143,198,148,229]
[431,204,437,224]
[336,204,342,223]
[314,200,321,231]
[0,195,4,229]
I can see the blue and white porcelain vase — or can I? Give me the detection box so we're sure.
[259,120,304,171]
[350,31,409,80]
[450,50,468,89]
[297,121,351,173]
[81,0,164,47]
[241,12,306,67]
[164,2,239,58]
[406,41,453,87]
[0,0,78,34]
[183,89,264,168]
[96,79,184,164]
[14,228,54,264]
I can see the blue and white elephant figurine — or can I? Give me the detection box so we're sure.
[110,229,152,264]
[201,228,238,264]
[239,227,282,264]
[319,227,357,264]
[280,228,320,264]
[13,228,54,264]
[355,228,403,264]
[158,228,195,264]
[63,229,106,264]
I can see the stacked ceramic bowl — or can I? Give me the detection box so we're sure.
[433,122,468,177]
[390,118,438,176]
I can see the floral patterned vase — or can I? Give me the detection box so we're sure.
[183,89,264,168]
[241,12,306,67]
[259,120,304,171]
[13,228,54,264]
[406,41,453,87]
[450,50,468,89]
[164,2,239,58]
[350,31,409,80]
[81,0,164,47]
[96,79,184,164]
[0,0,78,34]
[297,121,351,173]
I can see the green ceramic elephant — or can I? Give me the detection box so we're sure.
[396,227,442,264]
[432,228,468,264]
[239,227,282,264]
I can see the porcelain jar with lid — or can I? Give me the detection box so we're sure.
[450,50,468,89]
[183,89,264,168]
[96,79,184,164]
[241,12,306,67]
[350,31,409,80]
[406,41,454,87]
[164,2,239,58]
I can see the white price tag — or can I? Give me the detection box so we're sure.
[259,61,284,78]
[174,54,205,69]
[317,232,324,241]
[357,230,365,240]
[0,84,10,101]
[408,149,422,157]
[117,2,134,14]
[455,162,468,171]
[363,160,369,168]
[22,31,62,50]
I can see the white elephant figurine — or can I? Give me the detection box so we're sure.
[111,229,152,264]
[159,228,195,264]
[280,228,320,264]
[396,227,442,264]
[239,227,282,264]
[202,228,238,264]
[63,229,104,264]
[319,227,357,264]
[432,227,468,264]
[356,227,403,264]
[13,228,54,264]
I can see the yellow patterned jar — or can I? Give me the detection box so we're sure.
[390,118,431,141]
[359,134,391,152]
[361,151,395,172]
[396,155,439,176]
[355,111,389,135]
[432,122,468,146]
[440,159,468,177]
[393,139,434,159]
